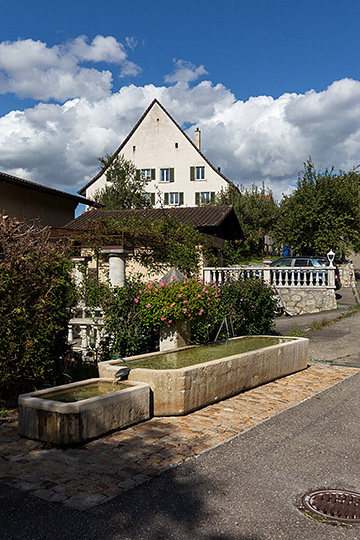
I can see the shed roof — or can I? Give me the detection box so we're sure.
[0,171,95,206]
[63,205,243,241]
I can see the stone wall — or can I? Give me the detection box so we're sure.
[339,262,356,287]
[278,287,337,316]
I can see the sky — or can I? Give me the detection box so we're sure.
[1,0,360,202]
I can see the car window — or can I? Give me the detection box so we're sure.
[272,258,293,267]
[294,259,309,267]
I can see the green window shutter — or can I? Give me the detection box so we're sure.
[150,193,155,205]
[164,193,169,205]
[190,166,195,181]
[170,168,175,182]
[179,192,184,205]
[210,192,215,204]
[195,192,200,205]
[136,169,141,180]
[151,169,156,180]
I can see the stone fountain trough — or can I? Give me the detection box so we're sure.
[98,336,308,416]
[18,378,150,445]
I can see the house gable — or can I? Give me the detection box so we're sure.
[79,99,234,208]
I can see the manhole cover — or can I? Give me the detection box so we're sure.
[301,489,360,524]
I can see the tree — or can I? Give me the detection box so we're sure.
[95,154,152,209]
[272,159,360,258]
[0,216,76,398]
[215,182,278,261]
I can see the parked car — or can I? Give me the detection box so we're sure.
[270,256,341,289]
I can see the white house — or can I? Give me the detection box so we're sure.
[79,99,234,208]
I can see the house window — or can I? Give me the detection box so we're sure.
[160,168,174,182]
[195,192,215,205]
[190,166,206,181]
[145,192,156,205]
[142,169,151,180]
[139,168,155,181]
[170,192,179,205]
[161,168,170,182]
[201,191,210,203]
[196,166,205,180]
[164,192,183,206]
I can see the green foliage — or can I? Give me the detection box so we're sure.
[0,216,76,398]
[272,158,360,258]
[95,153,152,209]
[90,276,276,359]
[99,281,157,358]
[98,213,210,277]
[216,183,278,261]
[216,278,277,337]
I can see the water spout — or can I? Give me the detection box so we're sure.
[114,367,130,379]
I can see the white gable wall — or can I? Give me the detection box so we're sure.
[85,102,230,208]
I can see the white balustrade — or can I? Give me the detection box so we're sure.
[203,265,336,290]
[67,312,105,361]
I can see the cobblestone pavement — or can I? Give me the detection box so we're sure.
[0,364,357,511]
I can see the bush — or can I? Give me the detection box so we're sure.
[0,216,76,397]
[99,280,157,358]
[217,278,277,337]
[93,276,275,359]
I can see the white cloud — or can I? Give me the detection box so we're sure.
[0,36,141,102]
[164,59,208,85]
[1,66,360,200]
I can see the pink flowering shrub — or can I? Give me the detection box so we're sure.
[88,275,276,359]
[138,278,220,335]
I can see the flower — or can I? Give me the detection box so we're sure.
[146,304,151,308]
[183,308,187,312]
[178,293,183,298]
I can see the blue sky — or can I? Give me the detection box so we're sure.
[1,0,360,200]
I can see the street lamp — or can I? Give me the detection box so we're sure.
[327,249,335,267]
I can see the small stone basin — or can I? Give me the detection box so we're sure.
[18,378,150,445]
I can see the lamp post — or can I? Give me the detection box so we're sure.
[327,249,335,267]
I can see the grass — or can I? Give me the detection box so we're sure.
[286,303,360,338]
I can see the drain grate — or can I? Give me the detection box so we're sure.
[301,489,360,524]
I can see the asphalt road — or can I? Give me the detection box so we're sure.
[275,287,360,367]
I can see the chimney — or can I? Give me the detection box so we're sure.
[195,128,201,150]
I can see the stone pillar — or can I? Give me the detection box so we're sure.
[159,321,191,351]
[71,256,91,289]
[101,247,134,287]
